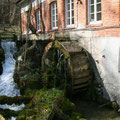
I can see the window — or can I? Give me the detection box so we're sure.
[88,0,101,23]
[65,0,74,26]
[51,2,58,29]
[36,9,41,31]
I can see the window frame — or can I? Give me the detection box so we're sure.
[51,2,58,29]
[88,0,102,24]
[65,0,74,27]
[36,9,41,31]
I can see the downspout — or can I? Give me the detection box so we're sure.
[76,0,78,28]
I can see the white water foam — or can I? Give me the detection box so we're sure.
[0,104,25,111]
[0,40,20,96]
[0,40,25,119]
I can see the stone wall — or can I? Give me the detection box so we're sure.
[69,30,120,105]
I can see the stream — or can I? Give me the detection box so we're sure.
[0,40,24,120]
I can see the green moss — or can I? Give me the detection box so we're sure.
[0,109,19,119]
[43,43,72,90]
[59,97,75,114]
[0,95,32,105]
[0,33,14,39]
[16,89,62,120]
[17,73,42,94]
[14,41,42,94]
[12,40,85,120]
[52,96,86,120]
[16,88,85,120]
[66,112,86,120]
[112,101,119,111]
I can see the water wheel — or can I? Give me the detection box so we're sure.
[42,41,92,93]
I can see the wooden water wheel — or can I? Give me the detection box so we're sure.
[42,41,92,93]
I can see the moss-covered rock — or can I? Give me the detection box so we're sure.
[16,88,86,120]
[0,95,32,105]
[59,97,75,114]
[16,89,62,120]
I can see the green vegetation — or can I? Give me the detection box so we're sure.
[0,39,119,120]
[12,41,86,120]
[16,89,62,120]
[0,109,19,119]
[43,45,72,90]
[0,33,16,40]
[0,96,32,105]
[14,41,42,94]
[16,88,86,120]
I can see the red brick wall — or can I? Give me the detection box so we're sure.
[57,0,65,29]
[87,0,120,37]
[21,12,27,34]
[21,0,120,37]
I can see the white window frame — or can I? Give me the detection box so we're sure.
[65,0,74,27]
[51,2,58,29]
[36,9,41,31]
[88,0,102,24]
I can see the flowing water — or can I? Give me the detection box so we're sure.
[0,40,24,119]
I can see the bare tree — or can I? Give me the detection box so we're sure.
[0,0,20,32]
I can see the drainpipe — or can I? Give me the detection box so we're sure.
[76,0,79,28]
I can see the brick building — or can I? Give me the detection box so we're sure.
[17,0,120,104]
[18,0,120,37]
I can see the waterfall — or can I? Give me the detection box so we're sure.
[0,40,24,119]
[0,40,20,96]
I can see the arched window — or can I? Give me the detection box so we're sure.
[65,0,74,26]
[51,2,58,29]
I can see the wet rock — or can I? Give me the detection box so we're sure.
[0,40,5,75]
